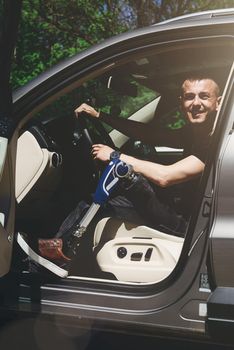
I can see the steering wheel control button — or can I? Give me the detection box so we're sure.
[131,252,143,261]
[117,246,127,259]
[144,248,153,261]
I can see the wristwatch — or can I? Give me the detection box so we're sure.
[110,150,121,160]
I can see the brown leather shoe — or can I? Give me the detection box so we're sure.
[38,238,71,262]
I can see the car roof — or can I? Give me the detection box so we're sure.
[153,8,234,27]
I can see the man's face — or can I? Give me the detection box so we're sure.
[181,79,221,125]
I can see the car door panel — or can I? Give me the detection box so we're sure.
[206,65,234,340]
[208,65,234,287]
[0,137,16,276]
[0,1,22,276]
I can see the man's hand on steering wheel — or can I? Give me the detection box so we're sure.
[74,103,100,119]
[74,102,115,149]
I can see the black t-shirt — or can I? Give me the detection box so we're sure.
[173,124,211,218]
[182,124,211,163]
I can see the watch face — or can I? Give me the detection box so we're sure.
[110,151,120,160]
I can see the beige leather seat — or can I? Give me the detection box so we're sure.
[93,217,184,283]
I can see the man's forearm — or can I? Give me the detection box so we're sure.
[100,112,155,144]
[119,153,203,188]
[119,153,170,187]
[75,104,183,147]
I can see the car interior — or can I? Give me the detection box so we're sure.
[14,40,233,284]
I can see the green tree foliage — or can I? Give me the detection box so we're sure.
[12,0,234,89]
[12,0,127,88]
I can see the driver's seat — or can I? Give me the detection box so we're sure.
[93,217,184,283]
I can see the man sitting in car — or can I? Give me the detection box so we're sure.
[74,76,221,236]
[37,76,221,268]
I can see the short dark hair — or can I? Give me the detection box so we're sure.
[181,76,220,97]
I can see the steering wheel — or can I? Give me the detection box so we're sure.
[72,112,115,185]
